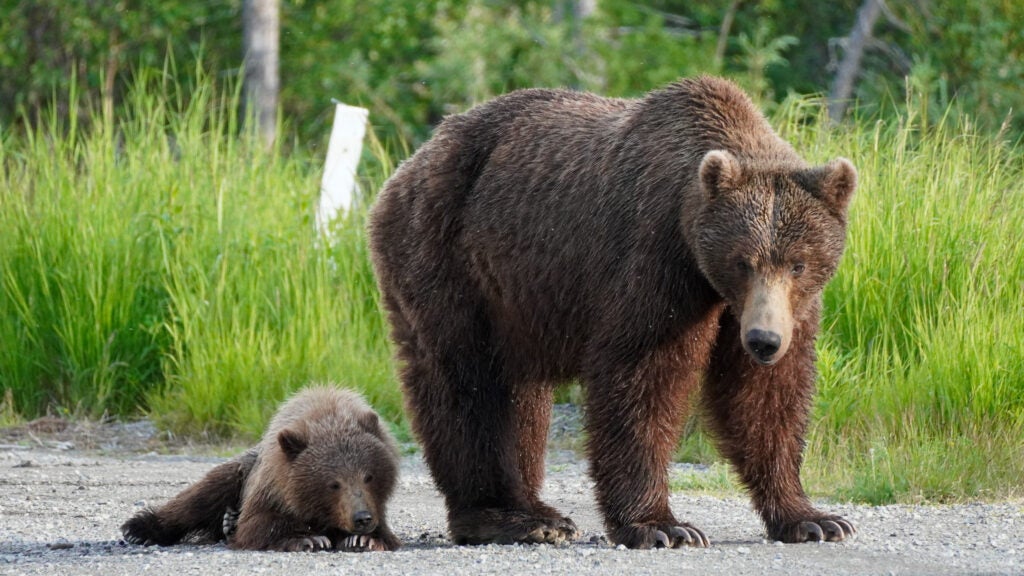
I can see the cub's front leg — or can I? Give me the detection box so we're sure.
[228,509,330,552]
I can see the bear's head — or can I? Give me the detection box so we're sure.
[275,410,398,537]
[694,149,857,365]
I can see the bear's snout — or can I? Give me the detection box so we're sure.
[745,329,782,364]
[739,275,794,365]
[352,509,375,533]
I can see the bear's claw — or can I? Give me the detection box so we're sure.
[523,517,578,545]
[611,522,710,549]
[772,515,856,543]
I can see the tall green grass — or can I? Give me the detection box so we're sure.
[775,96,1024,502]
[1,73,1021,501]
[0,70,400,437]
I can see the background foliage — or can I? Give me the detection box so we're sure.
[3,0,1023,144]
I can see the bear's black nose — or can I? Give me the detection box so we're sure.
[746,329,781,362]
[353,510,374,532]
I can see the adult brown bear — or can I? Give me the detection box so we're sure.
[369,76,856,549]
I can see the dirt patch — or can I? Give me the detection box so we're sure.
[0,416,235,455]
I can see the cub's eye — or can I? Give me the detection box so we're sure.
[364,474,374,484]
[791,262,806,276]
[329,481,341,491]
[736,260,751,274]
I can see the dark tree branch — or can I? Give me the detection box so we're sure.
[828,0,884,123]
[715,0,744,70]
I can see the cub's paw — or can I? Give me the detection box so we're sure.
[610,522,710,549]
[771,515,856,543]
[221,506,240,538]
[277,535,332,552]
[121,510,163,546]
[450,509,579,545]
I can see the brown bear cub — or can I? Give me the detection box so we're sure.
[369,76,857,549]
[121,385,401,552]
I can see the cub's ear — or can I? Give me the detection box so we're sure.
[357,410,382,438]
[277,428,308,460]
[699,149,742,199]
[800,157,857,218]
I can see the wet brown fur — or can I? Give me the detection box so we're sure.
[121,385,401,552]
[368,76,857,548]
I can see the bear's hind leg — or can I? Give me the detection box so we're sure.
[122,451,254,546]
[408,351,572,545]
[510,385,578,542]
[391,297,569,545]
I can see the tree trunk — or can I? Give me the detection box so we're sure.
[714,0,743,70]
[243,0,279,148]
[828,0,883,123]
[555,0,599,89]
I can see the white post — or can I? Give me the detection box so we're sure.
[317,101,369,235]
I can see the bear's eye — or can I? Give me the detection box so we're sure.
[736,259,751,275]
[364,473,374,484]
[329,481,341,491]
[791,262,806,277]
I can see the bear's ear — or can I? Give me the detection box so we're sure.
[699,150,742,199]
[357,410,382,438]
[801,157,857,217]
[277,428,308,460]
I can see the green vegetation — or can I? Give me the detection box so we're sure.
[0,71,399,438]
[669,463,736,495]
[791,99,1024,503]
[3,1,1023,145]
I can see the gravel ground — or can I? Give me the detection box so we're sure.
[0,416,1021,575]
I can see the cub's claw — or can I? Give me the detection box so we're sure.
[339,534,385,552]
[279,535,332,552]
[222,506,240,538]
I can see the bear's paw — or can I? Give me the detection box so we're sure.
[770,515,856,543]
[610,521,710,549]
[450,508,579,546]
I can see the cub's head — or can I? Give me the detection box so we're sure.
[275,410,398,537]
[694,149,857,365]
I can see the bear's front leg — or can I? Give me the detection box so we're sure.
[703,313,856,543]
[584,331,713,549]
[229,509,331,552]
